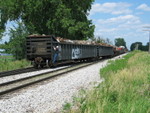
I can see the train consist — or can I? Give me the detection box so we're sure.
[26,35,126,68]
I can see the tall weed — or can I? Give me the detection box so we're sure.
[68,51,150,113]
[0,56,31,72]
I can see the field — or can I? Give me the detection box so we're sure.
[66,51,150,113]
[0,56,31,72]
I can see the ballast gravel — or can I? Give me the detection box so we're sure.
[0,66,69,84]
[0,54,126,113]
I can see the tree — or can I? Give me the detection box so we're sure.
[0,0,95,40]
[130,42,142,51]
[105,38,113,45]
[6,21,29,60]
[115,38,127,48]
[92,36,113,45]
[130,42,148,51]
[0,44,3,49]
[0,42,11,54]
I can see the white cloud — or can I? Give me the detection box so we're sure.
[96,15,140,28]
[90,2,132,15]
[92,14,149,48]
[137,4,150,11]
[88,2,150,49]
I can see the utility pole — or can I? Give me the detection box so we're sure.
[143,26,150,54]
[135,44,139,50]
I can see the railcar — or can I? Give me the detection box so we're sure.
[26,35,114,68]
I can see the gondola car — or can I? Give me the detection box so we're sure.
[26,35,114,68]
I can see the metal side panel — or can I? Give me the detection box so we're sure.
[99,46,114,56]
[26,36,55,60]
[58,44,97,60]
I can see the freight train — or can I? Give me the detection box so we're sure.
[26,35,126,68]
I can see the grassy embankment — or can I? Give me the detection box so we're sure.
[65,51,150,113]
[0,56,31,72]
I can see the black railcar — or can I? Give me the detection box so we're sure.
[26,35,114,68]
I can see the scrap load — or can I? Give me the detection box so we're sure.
[55,37,111,47]
[28,34,112,47]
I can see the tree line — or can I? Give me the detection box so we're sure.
[130,42,149,51]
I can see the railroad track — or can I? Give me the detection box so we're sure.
[0,61,98,96]
[0,67,37,77]
[0,67,52,78]
[0,62,78,78]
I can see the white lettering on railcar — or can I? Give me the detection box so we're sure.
[72,48,81,59]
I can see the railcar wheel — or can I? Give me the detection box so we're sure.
[48,61,54,68]
[52,63,58,68]
[33,63,39,69]
[40,64,44,68]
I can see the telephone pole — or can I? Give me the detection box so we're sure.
[143,26,150,54]
[135,44,139,50]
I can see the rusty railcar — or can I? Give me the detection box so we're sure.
[26,35,114,68]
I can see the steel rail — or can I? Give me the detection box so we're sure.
[0,67,37,77]
[0,61,99,96]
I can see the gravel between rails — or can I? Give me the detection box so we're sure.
[0,54,127,113]
[0,66,70,84]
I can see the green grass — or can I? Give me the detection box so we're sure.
[0,56,31,72]
[67,51,150,113]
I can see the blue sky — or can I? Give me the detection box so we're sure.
[89,0,150,48]
[1,0,150,49]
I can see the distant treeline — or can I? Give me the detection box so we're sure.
[130,42,149,51]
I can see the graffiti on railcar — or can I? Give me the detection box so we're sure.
[72,48,81,59]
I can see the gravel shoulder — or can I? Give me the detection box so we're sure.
[0,54,127,113]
